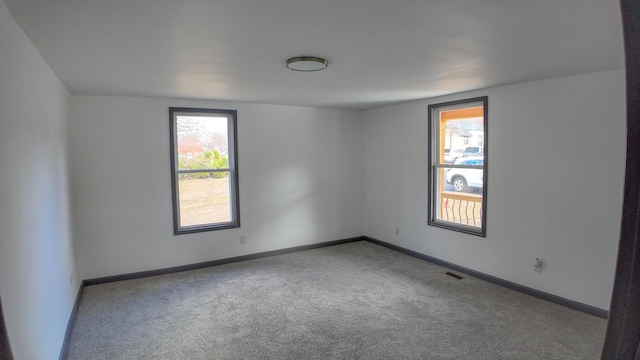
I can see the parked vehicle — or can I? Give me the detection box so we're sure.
[463,146,482,157]
[445,157,484,192]
[444,149,464,163]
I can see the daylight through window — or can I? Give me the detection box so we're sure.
[170,108,240,234]
[428,97,487,236]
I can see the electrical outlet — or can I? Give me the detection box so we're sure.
[395,227,400,235]
[240,236,246,245]
[534,258,543,273]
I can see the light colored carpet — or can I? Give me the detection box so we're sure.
[66,241,606,359]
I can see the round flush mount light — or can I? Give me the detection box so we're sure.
[286,57,328,72]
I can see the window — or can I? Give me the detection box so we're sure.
[428,97,487,236]
[170,108,240,234]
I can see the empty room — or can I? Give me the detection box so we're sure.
[1,0,639,359]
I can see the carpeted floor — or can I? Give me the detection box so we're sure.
[66,241,606,359]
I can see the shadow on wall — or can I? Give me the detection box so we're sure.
[0,297,13,360]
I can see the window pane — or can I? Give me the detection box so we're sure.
[442,118,484,164]
[434,167,483,227]
[177,115,229,171]
[178,172,232,227]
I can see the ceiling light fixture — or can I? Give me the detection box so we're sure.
[286,57,328,72]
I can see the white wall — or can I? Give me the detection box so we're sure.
[364,69,626,310]
[0,1,77,359]
[70,96,364,279]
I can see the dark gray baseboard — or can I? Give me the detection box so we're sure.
[364,236,609,319]
[58,280,86,360]
[84,236,365,286]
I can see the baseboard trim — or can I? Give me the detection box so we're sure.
[84,236,365,286]
[58,280,86,360]
[364,236,609,319]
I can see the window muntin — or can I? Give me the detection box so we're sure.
[428,97,487,236]
[170,108,240,234]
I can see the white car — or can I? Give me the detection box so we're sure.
[444,149,464,164]
[445,157,484,192]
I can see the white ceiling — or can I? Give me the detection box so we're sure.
[6,0,624,110]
